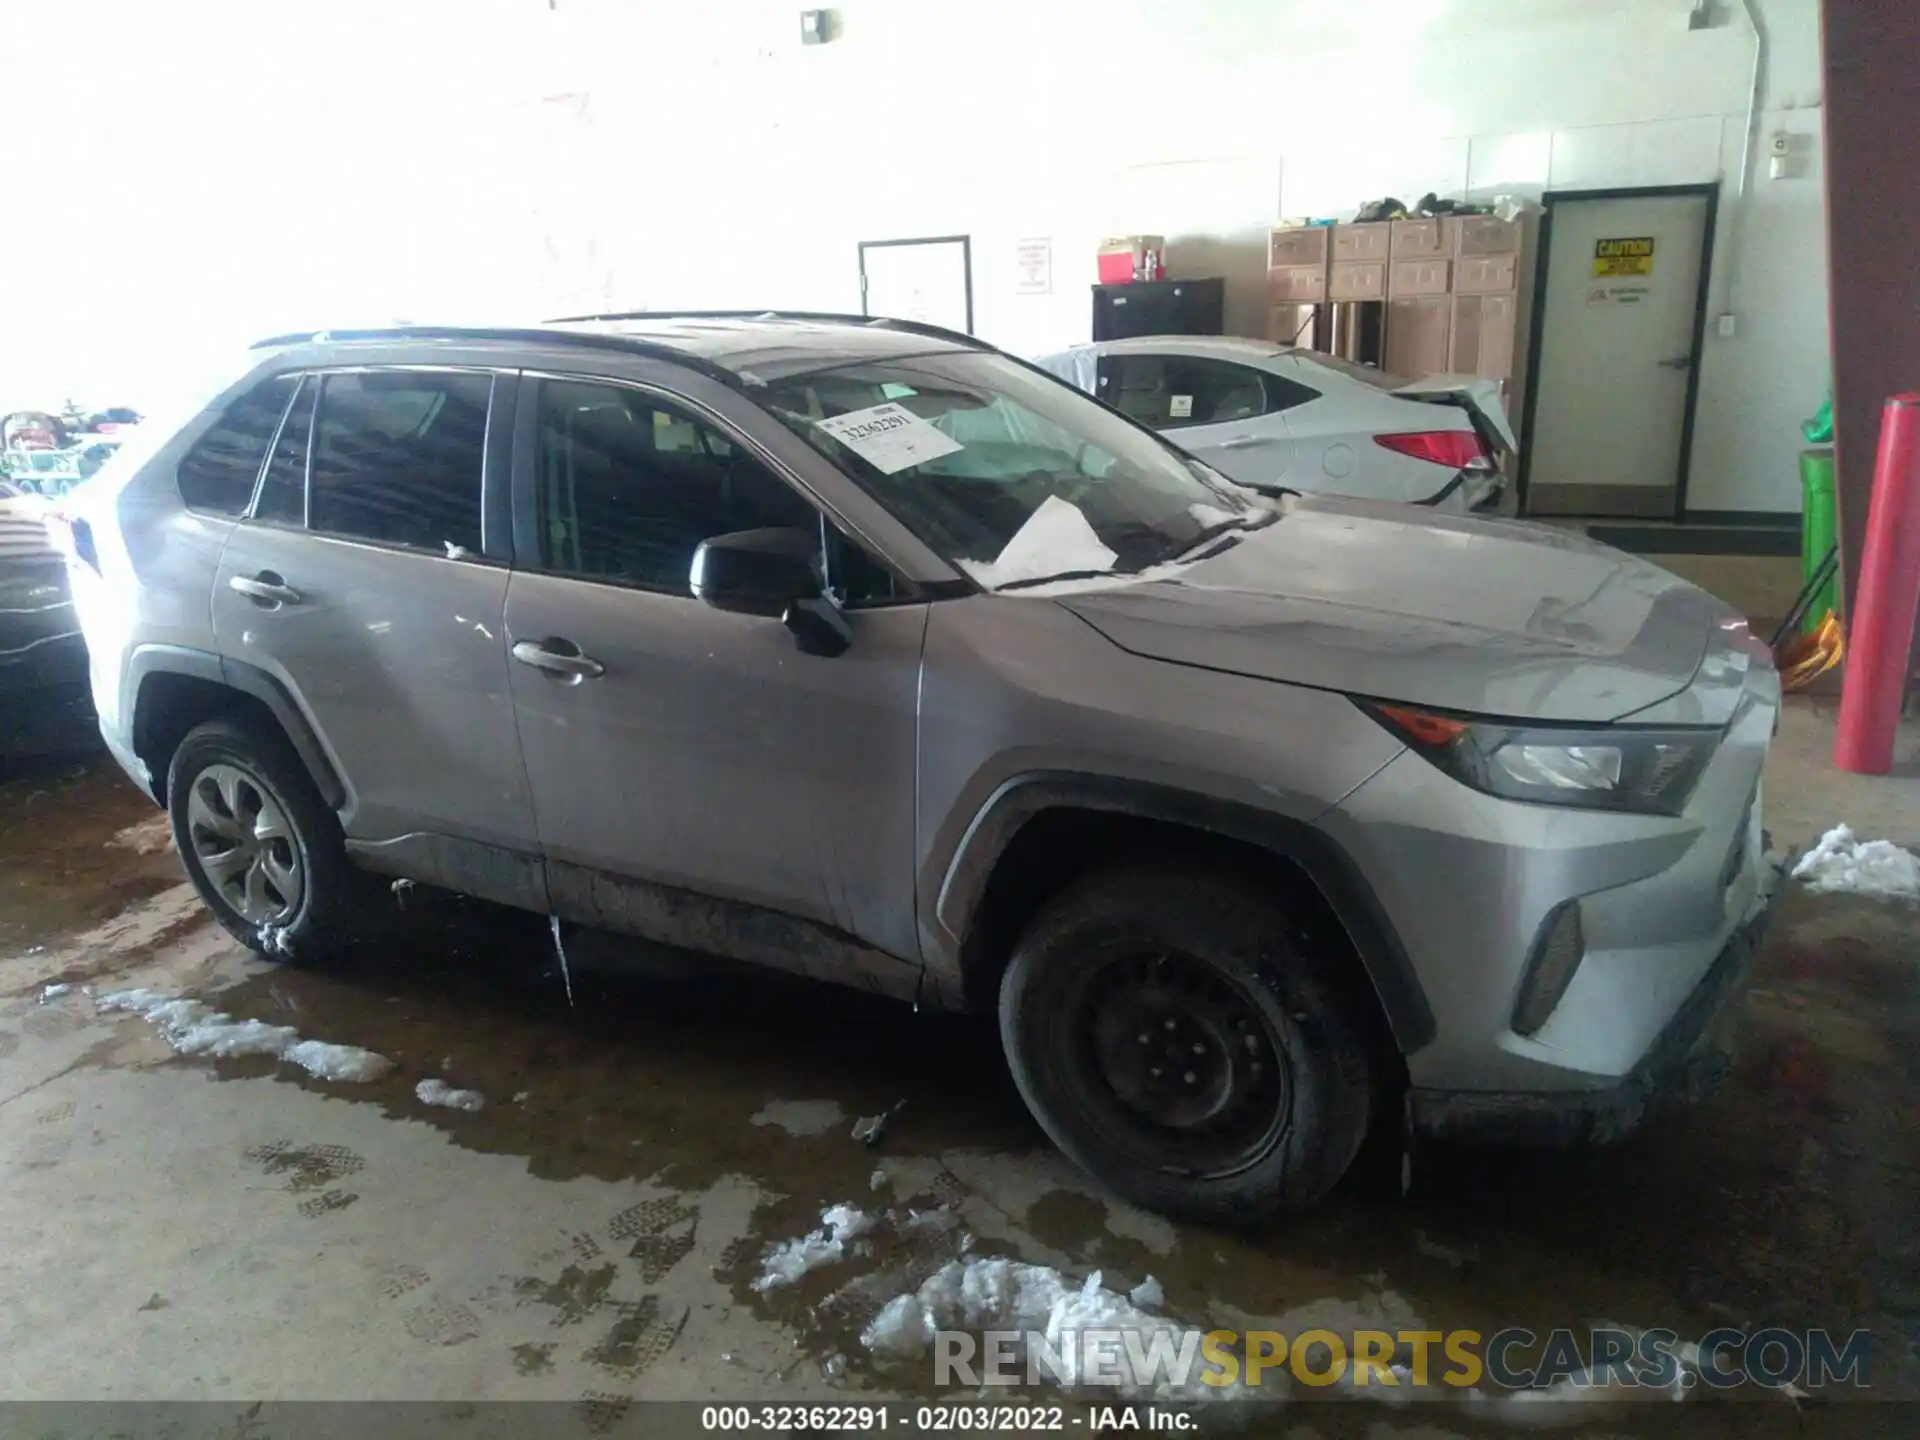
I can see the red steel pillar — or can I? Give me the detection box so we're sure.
[1834,394,1920,773]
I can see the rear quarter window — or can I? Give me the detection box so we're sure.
[176,376,298,516]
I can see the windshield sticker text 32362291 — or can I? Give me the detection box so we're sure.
[815,402,964,475]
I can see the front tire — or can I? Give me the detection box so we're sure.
[167,716,351,960]
[998,862,1374,1222]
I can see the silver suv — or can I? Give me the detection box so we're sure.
[63,314,1780,1219]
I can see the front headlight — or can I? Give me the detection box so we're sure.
[1362,701,1719,816]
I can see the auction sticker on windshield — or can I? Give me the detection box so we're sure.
[816,402,964,474]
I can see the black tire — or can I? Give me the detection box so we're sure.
[167,715,353,961]
[998,862,1374,1222]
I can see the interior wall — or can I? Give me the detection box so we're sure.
[8,0,1825,514]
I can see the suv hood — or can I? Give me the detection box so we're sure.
[1057,496,1731,723]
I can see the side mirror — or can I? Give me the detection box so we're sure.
[690,527,820,618]
[690,527,854,658]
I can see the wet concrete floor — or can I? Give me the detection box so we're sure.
[0,705,1916,1436]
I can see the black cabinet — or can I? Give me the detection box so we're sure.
[1091,278,1225,341]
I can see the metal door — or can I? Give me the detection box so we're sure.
[1524,190,1713,518]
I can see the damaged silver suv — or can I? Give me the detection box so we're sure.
[60,314,1781,1219]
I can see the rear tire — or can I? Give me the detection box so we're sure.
[998,862,1374,1222]
[167,715,352,961]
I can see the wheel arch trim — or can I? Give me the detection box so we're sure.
[933,771,1436,1055]
[126,643,347,810]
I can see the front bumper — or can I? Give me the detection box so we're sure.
[1409,852,1788,1145]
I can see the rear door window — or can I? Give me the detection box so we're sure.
[308,371,490,555]
[176,376,298,515]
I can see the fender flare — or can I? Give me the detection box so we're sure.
[127,643,347,810]
[932,771,1435,1056]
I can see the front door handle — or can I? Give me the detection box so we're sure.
[511,638,605,681]
[1217,435,1270,450]
[229,572,301,607]
[1658,355,1694,371]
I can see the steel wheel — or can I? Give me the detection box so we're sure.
[1061,948,1290,1178]
[185,762,305,926]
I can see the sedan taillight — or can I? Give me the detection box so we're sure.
[1373,429,1487,469]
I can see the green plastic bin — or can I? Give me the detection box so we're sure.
[1800,446,1838,633]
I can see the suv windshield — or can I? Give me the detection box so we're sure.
[760,351,1271,589]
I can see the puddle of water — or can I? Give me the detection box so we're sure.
[0,760,181,956]
[146,892,1914,1403]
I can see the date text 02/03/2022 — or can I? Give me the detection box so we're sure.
[698,1403,1195,1431]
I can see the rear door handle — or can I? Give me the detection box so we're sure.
[228,572,301,607]
[1658,355,1694,371]
[511,638,605,681]
[1218,435,1270,450]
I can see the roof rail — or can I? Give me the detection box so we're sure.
[243,324,746,389]
[543,309,994,353]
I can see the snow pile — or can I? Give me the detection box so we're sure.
[1791,825,1920,900]
[861,1258,1245,1403]
[96,989,394,1082]
[41,983,72,1001]
[1127,1276,1165,1311]
[750,1098,844,1137]
[752,1204,876,1293]
[1187,502,1242,529]
[416,1078,486,1112]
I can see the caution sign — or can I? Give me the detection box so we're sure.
[1593,236,1655,277]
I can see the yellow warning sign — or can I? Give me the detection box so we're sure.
[1593,236,1655,277]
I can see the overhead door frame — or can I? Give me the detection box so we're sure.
[1516,183,1719,519]
[857,235,974,335]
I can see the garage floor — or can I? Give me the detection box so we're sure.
[1,698,1915,1433]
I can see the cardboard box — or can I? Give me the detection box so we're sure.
[1454,215,1523,256]
[1268,266,1328,304]
[1385,297,1451,379]
[1097,235,1165,285]
[1327,261,1386,302]
[1450,293,1518,379]
[1268,225,1330,269]
[1390,218,1453,259]
[1333,223,1392,263]
[1454,252,1519,294]
[1268,303,1317,345]
[1389,259,1452,298]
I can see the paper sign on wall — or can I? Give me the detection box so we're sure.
[1169,395,1194,419]
[815,402,963,474]
[1014,238,1052,295]
[1593,236,1655,277]
[1586,282,1652,307]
